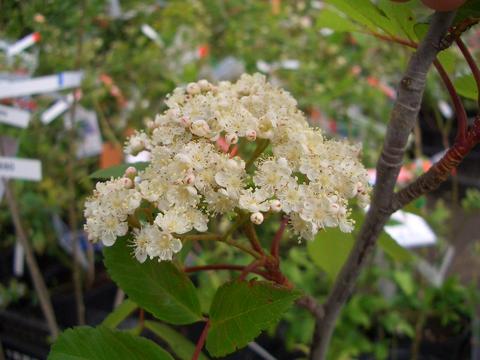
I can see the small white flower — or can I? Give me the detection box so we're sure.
[190,119,210,137]
[186,82,201,95]
[250,212,264,225]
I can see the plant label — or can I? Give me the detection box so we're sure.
[64,106,103,158]
[0,104,31,128]
[0,156,42,181]
[0,71,84,99]
[7,32,41,57]
[41,92,80,124]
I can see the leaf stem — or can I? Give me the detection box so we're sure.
[243,221,265,254]
[456,37,480,106]
[433,59,468,145]
[192,320,210,360]
[270,216,289,259]
[239,259,265,281]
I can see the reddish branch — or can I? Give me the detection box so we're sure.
[243,221,265,254]
[309,11,457,360]
[270,216,289,259]
[371,32,469,144]
[184,263,268,278]
[433,59,468,144]
[239,259,266,281]
[456,37,480,105]
[192,320,211,360]
[391,115,480,211]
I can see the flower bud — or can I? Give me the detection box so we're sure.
[179,115,191,128]
[124,166,137,178]
[134,176,142,184]
[190,119,210,137]
[250,212,264,225]
[146,120,156,130]
[270,199,282,212]
[225,133,238,145]
[198,79,210,91]
[245,129,257,141]
[183,173,196,185]
[122,177,134,189]
[186,82,200,95]
[130,138,145,155]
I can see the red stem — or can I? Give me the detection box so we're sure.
[239,259,265,281]
[270,216,289,259]
[184,264,269,278]
[456,37,480,105]
[244,221,265,255]
[371,32,468,145]
[192,320,210,360]
[139,309,144,331]
[433,59,468,145]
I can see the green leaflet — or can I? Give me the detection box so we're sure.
[101,298,138,329]
[48,326,173,360]
[145,320,209,360]
[206,281,301,357]
[104,239,203,325]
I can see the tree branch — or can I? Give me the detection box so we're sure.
[309,11,456,360]
[391,115,480,212]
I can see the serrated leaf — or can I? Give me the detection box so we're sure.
[325,0,396,34]
[378,0,416,40]
[90,162,149,179]
[206,281,301,357]
[104,239,203,325]
[316,7,360,33]
[101,299,138,329]
[454,74,479,100]
[48,326,173,360]
[145,321,209,360]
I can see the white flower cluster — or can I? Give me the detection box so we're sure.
[84,73,369,263]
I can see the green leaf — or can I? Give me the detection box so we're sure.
[307,228,354,281]
[206,281,301,357]
[325,0,396,34]
[90,162,149,179]
[393,270,415,296]
[145,321,209,360]
[48,326,173,360]
[104,239,203,325]
[454,74,479,101]
[377,0,416,40]
[453,0,480,27]
[307,211,413,281]
[316,8,360,33]
[101,299,138,329]
[378,233,412,263]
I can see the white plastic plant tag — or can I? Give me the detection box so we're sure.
[13,241,25,277]
[41,92,79,124]
[0,156,42,181]
[0,71,84,99]
[0,104,31,128]
[64,106,103,158]
[7,32,41,57]
[384,210,436,248]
